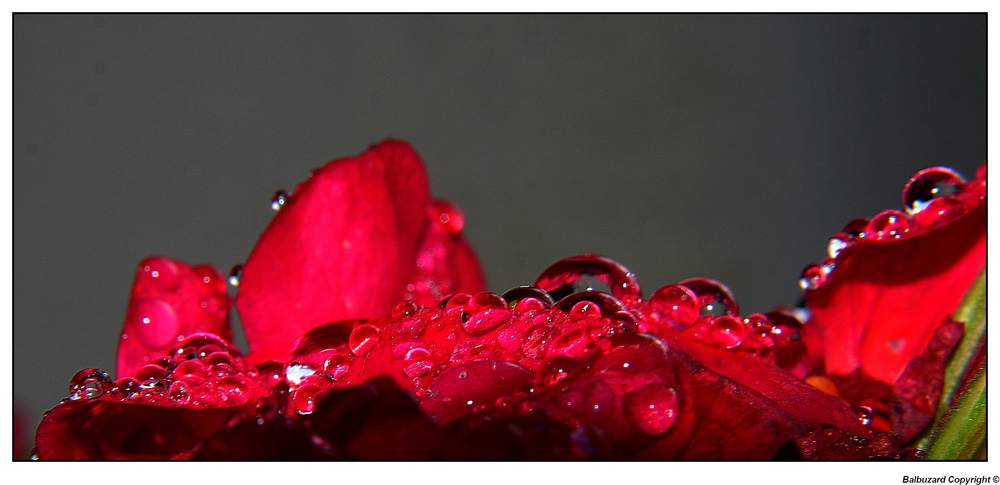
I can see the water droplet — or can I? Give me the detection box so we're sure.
[594,333,670,374]
[322,353,351,381]
[706,315,746,349]
[255,361,285,388]
[112,377,141,399]
[173,359,208,382]
[228,264,243,287]
[497,325,524,351]
[431,199,464,235]
[403,359,434,378]
[271,190,288,211]
[285,362,317,386]
[68,368,112,400]
[192,265,227,294]
[826,233,852,259]
[136,256,182,292]
[348,324,380,356]
[534,255,642,305]
[292,383,321,414]
[842,217,870,238]
[538,355,581,386]
[391,300,420,319]
[912,196,964,229]
[423,359,534,423]
[865,209,911,240]
[798,264,824,290]
[135,364,167,383]
[128,298,180,349]
[902,166,965,215]
[740,313,775,351]
[649,284,700,330]
[217,376,248,403]
[623,383,680,435]
[554,291,625,318]
[168,380,191,403]
[522,324,557,360]
[501,286,554,312]
[678,278,739,317]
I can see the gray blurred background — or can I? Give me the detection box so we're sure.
[13,14,986,434]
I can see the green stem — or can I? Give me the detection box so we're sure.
[912,270,987,458]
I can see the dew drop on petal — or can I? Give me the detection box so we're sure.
[391,300,420,319]
[292,383,321,415]
[534,255,642,305]
[912,196,964,230]
[865,209,911,240]
[649,284,700,330]
[740,313,775,351]
[902,166,966,215]
[501,286,554,311]
[623,383,680,435]
[431,199,465,235]
[136,256,182,292]
[271,190,288,211]
[707,315,746,349]
[129,298,180,349]
[826,233,853,259]
[569,300,602,319]
[537,355,581,386]
[678,278,739,317]
[323,353,351,381]
[798,264,824,290]
[348,324,380,356]
[285,362,317,387]
[228,264,243,287]
[497,325,524,351]
[68,368,112,400]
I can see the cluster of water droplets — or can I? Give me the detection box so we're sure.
[121,257,231,353]
[799,164,985,291]
[64,334,256,407]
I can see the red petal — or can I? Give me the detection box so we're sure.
[35,399,252,459]
[237,140,485,363]
[806,200,985,384]
[117,256,232,378]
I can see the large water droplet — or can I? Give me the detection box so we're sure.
[622,383,680,435]
[285,362,317,386]
[678,278,739,317]
[497,324,524,351]
[866,209,911,240]
[649,284,700,330]
[271,190,288,211]
[129,298,180,349]
[912,196,964,230]
[322,353,351,381]
[136,256,182,292]
[826,233,853,259]
[391,300,420,319]
[291,383,321,414]
[348,324,380,356]
[706,315,746,349]
[534,255,642,305]
[842,217,870,239]
[68,368,112,400]
[902,166,965,215]
[501,286,554,312]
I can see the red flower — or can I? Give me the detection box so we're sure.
[34,142,985,460]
